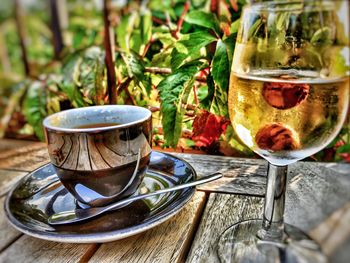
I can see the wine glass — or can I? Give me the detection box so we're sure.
[218,1,349,262]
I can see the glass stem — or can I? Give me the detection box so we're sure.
[258,163,288,241]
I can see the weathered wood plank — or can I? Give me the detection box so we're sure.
[0,139,38,153]
[0,235,98,263]
[284,162,350,263]
[0,196,22,253]
[0,168,27,253]
[285,162,350,231]
[0,168,28,253]
[0,169,27,197]
[173,153,350,198]
[89,192,206,263]
[187,194,263,262]
[0,142,48,172]
[172,153,267,196]
[187,161,350,263]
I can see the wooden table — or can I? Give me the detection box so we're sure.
[0,138,349,263]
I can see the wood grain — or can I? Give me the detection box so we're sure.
[0,139,37,153]
[0,142,48,172]
[0,196,22,253]
[0,170,27,197]
[187,194,263,262]
[0,235,96,263]
[0,166,28,253]
[171,153,267,196]
[173,153,350,198]
[89,192,206,263]
[284,162,350,263]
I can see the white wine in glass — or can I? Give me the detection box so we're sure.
[229,70,349,166]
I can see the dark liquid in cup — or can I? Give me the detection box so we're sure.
[55,154,151,206]
[74,123,121,129]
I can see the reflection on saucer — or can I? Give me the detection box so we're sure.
[5,151,196,243]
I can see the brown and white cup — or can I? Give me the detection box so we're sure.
[43,105,152,207]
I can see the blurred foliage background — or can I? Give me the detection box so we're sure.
[0,0,349,162]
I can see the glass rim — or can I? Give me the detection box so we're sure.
[245,0,335,12]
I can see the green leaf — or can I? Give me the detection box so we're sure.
[116,12,138,52]
[225,124,252,155]
[177,31,217,52]
[0,81,28,138]
[330,50,350,76]
[171,31,217,70]
[23,81,47,141]
[140,9,152,46]
[153,32,176,47]
[248,18,263,39]
[212,39,230,93]
[121,51,145,83]
[151,48,173,67]
[209,76,228,117]
[60,81,85,108]
[130,30,143,54]
[61,48,106,107]
[78,47,106,105]
[200,74,215,110]
[230,19,240,35]
[311,27,333,45]
[210,39,230,116]
[158,63,200,148]
[337,144,350,154]
[223,32,237,68]
[61,52,85,107]
[185,11,221,35]
[170,48,191,70]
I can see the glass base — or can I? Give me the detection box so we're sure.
[218,219,327,263]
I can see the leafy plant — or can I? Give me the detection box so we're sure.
[0,0,349,162]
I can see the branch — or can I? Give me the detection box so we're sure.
[154,126,193,139]
[47,86,68,99]
[103,0,118,104]
[193,84,199,105]
[144,67,172,74]
[117,77,132,92]
[229,0,239,12]
[152,16,166,25]
[208,0,220,55]
[210,0,220,17]
[144,67,207,83]
[14,0,30,76]
[141,36,154,58]
[195,76,207,83]
[49,0,64,59]
[125,88,137,105]
[117,77,137,105]
[0,32,11,72]
[172,0,190,39]
[149,104,197,113]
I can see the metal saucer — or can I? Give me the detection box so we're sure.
[4,151,196,243]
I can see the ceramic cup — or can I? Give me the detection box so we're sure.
[43,105,152,207]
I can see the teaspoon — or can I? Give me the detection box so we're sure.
[48,172,222,225]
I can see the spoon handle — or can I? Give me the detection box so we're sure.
[103,172,222,212]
